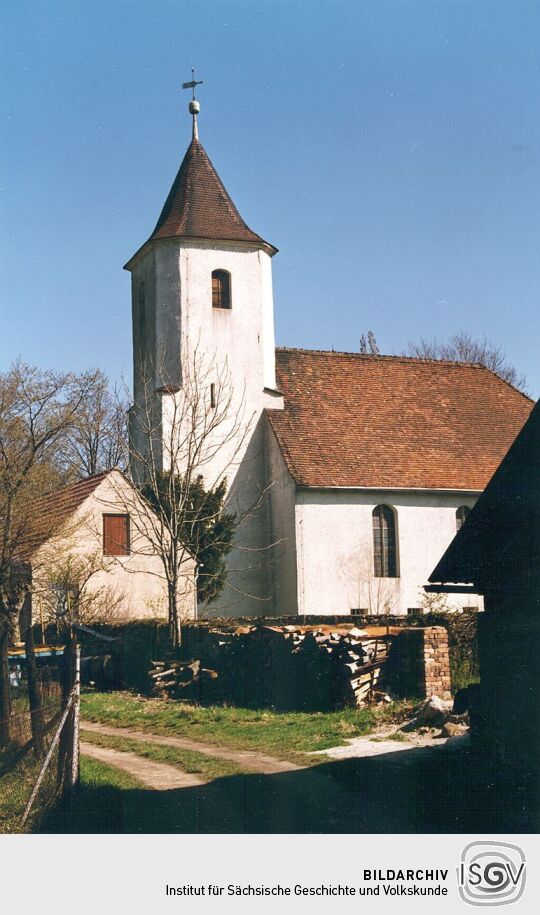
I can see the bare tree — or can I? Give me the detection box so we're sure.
[59,369,128,478]
[114,343,257,647]
[407,332,528,393]
[33,547,128,629]
[345,551,400,617]
[359,331,380,355]
[0,362,98,746]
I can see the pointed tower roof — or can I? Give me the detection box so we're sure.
[125,136,277,269]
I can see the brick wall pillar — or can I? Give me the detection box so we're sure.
[422,626,452,700]
[386,626,452,699]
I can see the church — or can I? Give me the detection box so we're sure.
[124,91,533,618]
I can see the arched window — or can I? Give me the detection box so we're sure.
[372,505,398,577]
[456,505,470,531]
[138,282,146,325]
[212,270,231,309]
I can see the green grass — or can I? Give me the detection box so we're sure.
[0,750,58,834]
[0,764,32,833]
[80,755,143,790]
[81,730,245,780]
[387,730,407,741]
[369,731,408,743]
[450,658,480,693]
[0,697,57,835]
[39,757,145,833]
[81,691,416,761]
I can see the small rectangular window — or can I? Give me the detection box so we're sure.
[210,383,216,408]
[103,514,130,556]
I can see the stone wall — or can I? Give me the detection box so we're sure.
[43,617,455,704]
[184,611,478,691]
[181,622,453,706]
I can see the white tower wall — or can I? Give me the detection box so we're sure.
[130,237,282,616]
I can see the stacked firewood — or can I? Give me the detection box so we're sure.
[175,623,391,710]
[280,625,388,708]
[149,658,218,700]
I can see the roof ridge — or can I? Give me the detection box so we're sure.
[275,346,488,369]
[274,347,533,401]
[39,469,113,502]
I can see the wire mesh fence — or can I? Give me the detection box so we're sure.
[0,647,79,833]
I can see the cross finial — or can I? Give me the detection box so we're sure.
[182,67,204,140]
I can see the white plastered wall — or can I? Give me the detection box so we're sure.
[31,471,196,623]
[139,241,282,615]
[267,423,298,614]
[174,241,278,481]
[294,488,482,615]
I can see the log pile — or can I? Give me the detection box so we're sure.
[172,623,392,710]
[149,658,218,700]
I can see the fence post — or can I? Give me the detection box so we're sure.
[57,633,78,796]
[69,645,80,789]
[20,689,75,827]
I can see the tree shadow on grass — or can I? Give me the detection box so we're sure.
[41,745,538,835]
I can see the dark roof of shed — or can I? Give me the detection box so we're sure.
[428,399,540,592]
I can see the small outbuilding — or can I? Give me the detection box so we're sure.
[427,400,540,763]
[19,469,196,631]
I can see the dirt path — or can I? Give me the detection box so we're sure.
[81,720,302,774]
[310,732,451,761]
[80,741,205,790]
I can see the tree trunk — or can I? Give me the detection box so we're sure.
[168,580,181,649]
[24,621,46,759]
[0,618,11,748]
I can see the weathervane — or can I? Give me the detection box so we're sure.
[182,67,203,140]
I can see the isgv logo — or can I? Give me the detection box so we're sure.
[458,842,526,906]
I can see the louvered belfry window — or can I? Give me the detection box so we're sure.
[212,270,231,309]
[456,505,470,531]
[372,505,398,577]
[103,515,130,556]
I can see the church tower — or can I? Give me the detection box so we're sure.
[124,82,282,614]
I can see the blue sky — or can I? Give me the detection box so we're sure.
[1,0,539,396]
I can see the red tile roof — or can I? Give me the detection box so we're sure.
[20,471,111,557]
[267,348,533,490]
[139,138,276,256]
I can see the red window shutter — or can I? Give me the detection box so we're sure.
[103,515,130,556]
